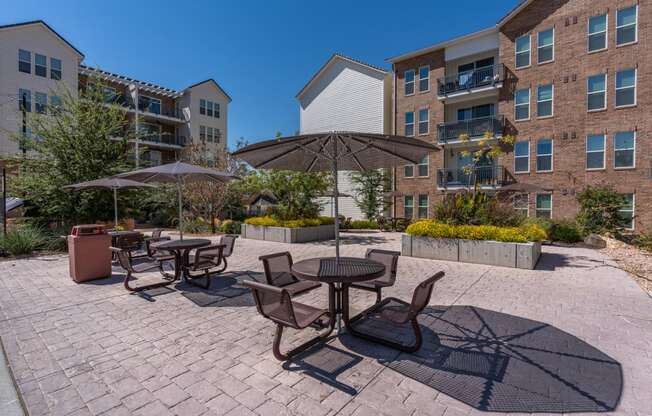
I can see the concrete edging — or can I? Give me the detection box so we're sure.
[241,224,335,243]
[401,234,541,269]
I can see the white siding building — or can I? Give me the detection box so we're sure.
[296,54,392,220]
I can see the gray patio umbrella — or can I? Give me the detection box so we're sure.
[116,161,238,239]
[64,177,156,227]
[232,132,438,260]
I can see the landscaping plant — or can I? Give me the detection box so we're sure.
[0,225,60,256]
[348,169,391,220]
[244,216,334,228]
[406,220,547,243]
[576,186,629,234]
[434,191,522,227]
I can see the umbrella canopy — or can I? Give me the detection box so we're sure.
[117,161,239,239]
[233,132,438,260]
[64,177,156,226]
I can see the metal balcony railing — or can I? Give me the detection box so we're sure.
[139,134,187,147]
[437,165,512,188]
[437,115,504,144]
[437,64,504,97]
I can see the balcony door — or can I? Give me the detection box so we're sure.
[455,152,494,185]
[457,57,495,87]
[457,103,495,121]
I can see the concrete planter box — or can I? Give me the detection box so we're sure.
[241,224,335,243]
[401,234,541,269]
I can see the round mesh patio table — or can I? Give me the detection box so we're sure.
[292,257,385,333]
[151,238,211,283]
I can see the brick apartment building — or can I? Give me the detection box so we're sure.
[0,20,230,167]
[388,0,649,232]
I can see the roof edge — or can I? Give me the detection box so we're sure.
[0,20,85,59]
[184,79,232,102]
[497,0,534,27]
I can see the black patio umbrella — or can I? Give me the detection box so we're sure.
[64,177,156,227]
[232,132,438,260]
[116,161,239,239]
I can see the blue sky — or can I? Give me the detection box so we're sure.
[5,0,521,148]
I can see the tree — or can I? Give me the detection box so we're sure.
[576,186,629,234]
[8,76,133,225]
[349,169,391,220]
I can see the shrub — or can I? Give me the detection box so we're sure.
[576,186,629,234]
[343,220,379,230]
[244,216,334,228]
[550,221,582,243]
[406,220,547,243]
[434,192,522,227]
[520,217,553,236]
[179,217,210,234]
[219,220,242,235]
[631,234,652,252]
[0,226,52,256]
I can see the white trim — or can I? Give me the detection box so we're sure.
[536,84,554,118]
[514,140,530,173]
[619,193,635,230]
[513,193,529,217]
[614,131,636,169]
[616,4,638,47]
[417,193,429,219]
[585,134,606,171]
[416,155,429,178]
[514,88,530,121]
[587,73,607,112]
[536,138,553,173]
[515,34,532,69]
[404,195,414,219]
[404,69,416,96]
[418,65,430,93]
[405,111,415,137]
[535,193,553,219]
[537,28,555,65]
[588,13,608,53]
[418,108,429,136]
[403,164,414,178]
[615,68,637,108]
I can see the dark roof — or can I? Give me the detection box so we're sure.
[184,79,232,102]
[296,53,387,99]
[0,20,84,58]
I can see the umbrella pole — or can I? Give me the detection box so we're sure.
[177,180,183,240]
[113,188,118,228]
[332,148,339,263]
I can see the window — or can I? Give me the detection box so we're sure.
[418,66,429,92]
[458,103,494,120]
[35,54,47,77]
[513,193,529,217]
[616,5,637,46]
[417,155,428,177]
[586,134,605,170]
[418,194,428,219]
[616,69,636,107]
[588,14,608,52]
[208,127,215,142]
[214,129,221,143]
[618,193,635,229]
[515,35,531,68]
[614,131,635,169]
[514,141,530,173]
[50,95,62,113]
[199,126,206,141]
[50,58,61,80]
[587,74,607,111]
[404,165,414,178]
[138,122,161,141]
[537,84,553,117]
[18,49,31,73]
[536,194,552,219]
[35,92,47,114]
[404,196,414,219]
[418,109,429,135]
[18,89,31,112]
[405,70,415,95]
[138,95,161,114]
[536,138,553,172]
[514,89,530,120]
[214,102,220,118]
[405,111,414,137]
[207,101,214,117]
[200,99,206,115]
[537,28,554,64]
[102,87,117,104]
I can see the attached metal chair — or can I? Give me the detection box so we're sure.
[184,243,227,289]
[259,252,321,296]
[243,280,331,361]
[347,271,445,353]
[111,247,174,292]
[350,249,400,303]
[215,234,238,273]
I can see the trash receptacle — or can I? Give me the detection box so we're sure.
[68,224,112,283]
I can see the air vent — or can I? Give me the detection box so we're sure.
[571,132,577,140]
[564,76,569,83]
[573,16,578,24]
[572,74,577,82]
[563,132,569,140]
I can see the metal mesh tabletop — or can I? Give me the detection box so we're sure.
[151,238,211,251]
[292,257,385,283]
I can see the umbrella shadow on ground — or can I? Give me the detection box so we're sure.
[340,305,623,413]
[313,234,390,247]
[179,270,259,307]
[536,252,612,271]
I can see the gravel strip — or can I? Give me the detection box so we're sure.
[601,237,652,296]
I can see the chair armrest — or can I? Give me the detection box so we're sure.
[191,244,225,270]
[243,280,287,296]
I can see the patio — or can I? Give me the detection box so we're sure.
[0,232,650,416]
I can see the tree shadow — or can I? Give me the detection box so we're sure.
[179,270,257,307]
[314,234,390,246]
[341,305,622,413]
[536,252,611,271]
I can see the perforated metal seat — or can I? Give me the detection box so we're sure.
[350,249,400,303]
[259,252,321,296]
[111,247,174,292]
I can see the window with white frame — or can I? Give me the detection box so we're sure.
[418,194,428,219]
[537,28,554,64]
[207,127,214,142]
[418,109,429,135]
[515,89,530,120]
[405,70,415,95]
[586,134,606,170]
[616,5,638,46]
[417,155,428,177]
[404,165,414,178]
[514,141,530,173]
[200,99,206,115]
[214,129,221,143]
[536,194,552,219]
[35,54,47,77]
[49,95,61,113]
[615,69,636,107]
[418,66,429,92]
[199,125,206,141]
[614,131,635,169]
[536,138,553,172]
[404,196,414,219]
[214,102,220,118]
[619,193,635,229]
[50,58,61,80]
[18,49,31,73]
[515,35,531,68]
[35,92,47,114]
[18,89,31,112]
[588,14,608,52]
[587,74,607,111]
[513,193,529,217]
[207,101,214,117]
[405,111,414,137]
[537,84,553,117]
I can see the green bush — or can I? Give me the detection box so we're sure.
[550,221,582,243]
[406,220,547,243]
[219,220,242,234]
[244,216,334,228]
[521,217,553,236]
[435,192,522,227]
[0,226,54,256]
[179,217,210,234]
[576,186,629,234]
[632,234,652,252]
[343,220,379,230]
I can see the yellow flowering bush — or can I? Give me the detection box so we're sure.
[406,220,547,243]
[244,216,334,228]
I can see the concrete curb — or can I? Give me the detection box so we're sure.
[0,338,26,416]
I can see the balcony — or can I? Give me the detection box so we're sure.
[437,115,504,145]
[437,64,504,100]
[138,103,186,123]
[139,133,187,148]
[437,165,513,189]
